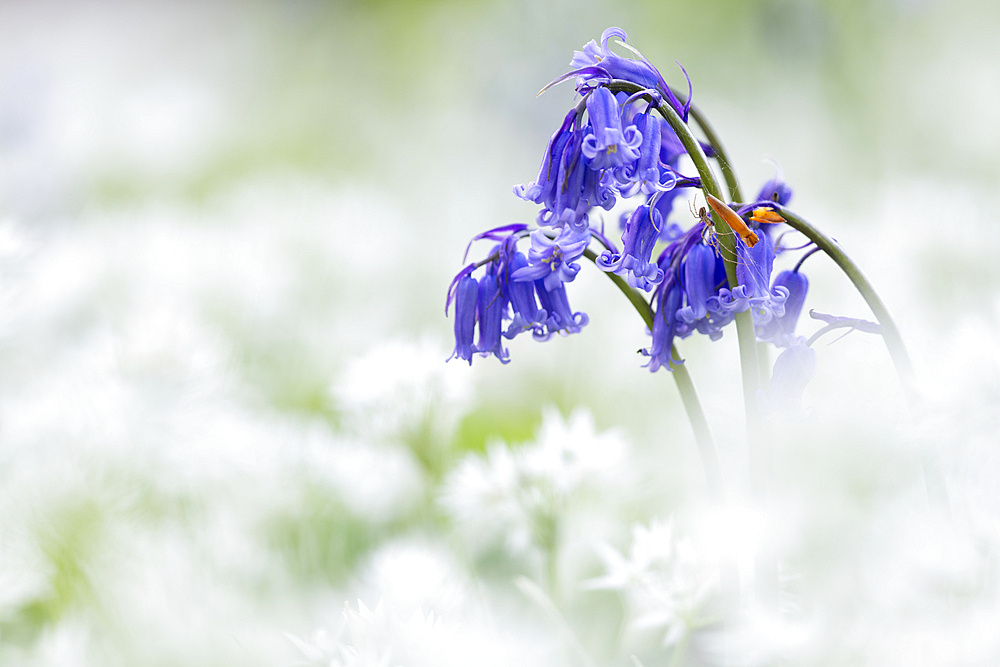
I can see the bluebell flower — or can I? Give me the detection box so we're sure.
[581,86,642,171]
[535,280,589,336]
[614,113,677,197]
[596,203,664,291]
[756,269,809,347]
[512,225,591,291]
[513,109,594,229]
[475,273,510,363]
[759,340,816,413]
[448,275,479,365]
[559,27,692,122]
[514,110,576,207]
[755,176,793,206]
[675,242,735,341]
[643,279,684,372]
[715,232,788,327]
[503,251,549,340]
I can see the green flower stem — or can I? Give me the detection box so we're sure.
[605,80,763,446]
[776,207,949,511]
[583,248,741,631]
[607,78,773,606]
[777,208,915,399]
[757,341,771,391]
[582,249,723,499]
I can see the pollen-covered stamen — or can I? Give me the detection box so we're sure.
[542,246,564,270]
[512,225,591,292]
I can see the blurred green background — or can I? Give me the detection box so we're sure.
[1,1,998,665]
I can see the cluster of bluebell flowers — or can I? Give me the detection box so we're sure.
[447,28,818,379]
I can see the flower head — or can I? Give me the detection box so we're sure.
[512,225,591,292]
[562,28,692,122]
[475,273,510,363]
[448,275,478,365]
[581,86,643,171]
[757,269,809,347]
[596,203,665,291]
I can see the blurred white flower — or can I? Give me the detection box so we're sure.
[585,518,718,647]
[331,338,473,443]
[439,407,625,556]
[355,540,468,620]
[300,428,424,525]
[289,598,528,667]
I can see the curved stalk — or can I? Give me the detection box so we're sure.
[776,207,949,512]
[583,250,723,499]
[584,248,741,628]
[606,79,766,481]
[607,78,772,607]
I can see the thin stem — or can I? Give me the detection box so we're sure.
[776,208,916,401]
[667,630,691,667]
[605,81,762,441]
[757,341,771,392]
[607,78,771,606]
[583,250,723,498]
[776,207,949,512]
[583,248,741,633]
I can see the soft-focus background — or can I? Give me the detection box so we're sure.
[1,1,999,665]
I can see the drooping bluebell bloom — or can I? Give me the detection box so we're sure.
[514,109,577,208]
[676,243,717,324]
[535,279,588,336]
[755,176,793,206]
[757,269,809,347]
[759,341,816,413]
[643,279,684,372]
[715,232,788,326]
[513,109,597,230]
[596,203,664,291]
[448,275,479,365]
[614,113,677,197]
[503,251,549,340]
[512,225,591,291]
[475,273,510,364]
[582,86,642,171]
[561,27,691,122]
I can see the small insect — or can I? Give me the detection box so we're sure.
[689,199,722,251]
[703,193,786,249]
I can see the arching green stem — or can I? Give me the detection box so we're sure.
[777,209,916,400]
[583,248,740,625]
[583,250,723,499]
[777,207,949,512]
[605,79,766,481]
